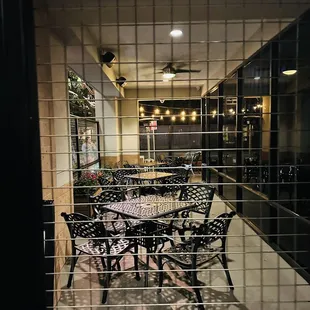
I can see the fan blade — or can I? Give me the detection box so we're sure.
[175,69,201,73]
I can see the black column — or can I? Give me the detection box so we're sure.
[206,96,212,183]
[1,0,46,308]
[236,68,244,213]
[218,83,224,195]
[269,41,279,242]
[270,42,279,200]
[201,97,207,181]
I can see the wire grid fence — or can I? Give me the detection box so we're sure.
[34,0,310,309]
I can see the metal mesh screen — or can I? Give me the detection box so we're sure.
[34,0,310,308]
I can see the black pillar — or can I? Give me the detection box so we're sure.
[218,83,224,195]
[236,68,244,213]
[269,41,279,242]
[270,42,279,200]
[1,0,46,308]
[201,97,207,181]
[206,96,212,183]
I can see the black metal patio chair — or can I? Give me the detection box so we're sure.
[61,212,140,304]
[175,184,215,241]
[159,174,189,197]
[113,168,137,186]
[157,211,236,310]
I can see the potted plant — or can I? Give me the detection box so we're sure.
[73,172,100,216]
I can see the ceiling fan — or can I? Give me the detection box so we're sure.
[158,62,201,79]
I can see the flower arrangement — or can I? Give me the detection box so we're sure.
[73,171,100,196]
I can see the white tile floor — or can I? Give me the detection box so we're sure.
[57,176,310,309]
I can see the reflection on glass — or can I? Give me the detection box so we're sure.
[78,121,99,166]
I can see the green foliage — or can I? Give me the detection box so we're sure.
[68,70,95,117]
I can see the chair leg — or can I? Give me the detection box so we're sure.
[101,257,106,269]
[116,261,121,271]
[157,255,164,294]
[144,249,150,287]
[67,250,79,288]
[191,270,204,310]
[220,253,234,289]
[134,241,141,281]
[177,228,186,242]
[102,258,112,304]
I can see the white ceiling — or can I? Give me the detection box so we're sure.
[87,20,290,89]
[40,0,309,93]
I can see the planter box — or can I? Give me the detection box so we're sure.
[73,193,92,217]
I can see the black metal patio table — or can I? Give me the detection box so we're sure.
[103,194,192,219]
[124,171,176,184]
[103,195,194,286]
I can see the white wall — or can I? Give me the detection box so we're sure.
[120,98,139,156]
[95,91,121,158]
[50,36,72,187]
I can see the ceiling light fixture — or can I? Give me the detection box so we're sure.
[281,63,297,76]
[282,69,297,76]
[139,106,144,112]
[160,116,163,120]
[140,112,145,117]
[162,72,176,79]
[180,110,186,116]
[181,116,186,121]
[191,116,196,121]
[165,109,170,115]
[254,76,261,80]
[171,116,176,121]
[154,108,160,114]
[170,29,183,38]
[151,114,155,118]
[192,111,197,116]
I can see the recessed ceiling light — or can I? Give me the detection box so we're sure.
[170,29,183,38]
[282,69,297,76]
[254,76,261,80]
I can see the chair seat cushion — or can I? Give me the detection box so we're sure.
[163,243,222,266]
[77,237,131,256]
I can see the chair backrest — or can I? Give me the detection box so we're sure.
[192,151,201,164]
[184,152,192,161]
[61,212,107,247]
[113,169,135,185]
[90,189,124,216]
[176,166,190,179]
[195,211,236,249]
[97,175,113,188]
[179,184,215,216]
[161,175,188,195]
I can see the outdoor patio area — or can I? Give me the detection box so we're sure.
[57,189,310,310]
